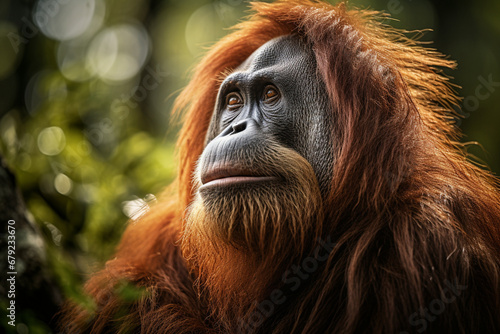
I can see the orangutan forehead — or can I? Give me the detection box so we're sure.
[236,35,316,74]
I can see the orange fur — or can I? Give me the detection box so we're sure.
[59,1,500,333]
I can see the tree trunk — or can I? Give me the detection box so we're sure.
[0,156,62,332]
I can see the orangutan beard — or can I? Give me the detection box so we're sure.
[181,143,324,326]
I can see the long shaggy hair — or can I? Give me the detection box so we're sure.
[183,142,323,324]
[60,1,500,333]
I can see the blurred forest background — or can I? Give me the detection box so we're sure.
[0,0,499,332]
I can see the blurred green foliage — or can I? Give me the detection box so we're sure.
[0,0,499,332]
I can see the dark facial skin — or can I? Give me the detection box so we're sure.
[198,35,334,199]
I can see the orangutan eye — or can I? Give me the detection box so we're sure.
[226,92,243,111]
[262,85,280,105]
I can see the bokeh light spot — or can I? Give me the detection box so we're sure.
[56,0,106,81]
[34,0,96,41]
[54,173,73,195]
[37,126,66,156]
[86,23,150,82]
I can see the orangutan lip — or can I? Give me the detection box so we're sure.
[200,167,277,188]
[200,176,278,189]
